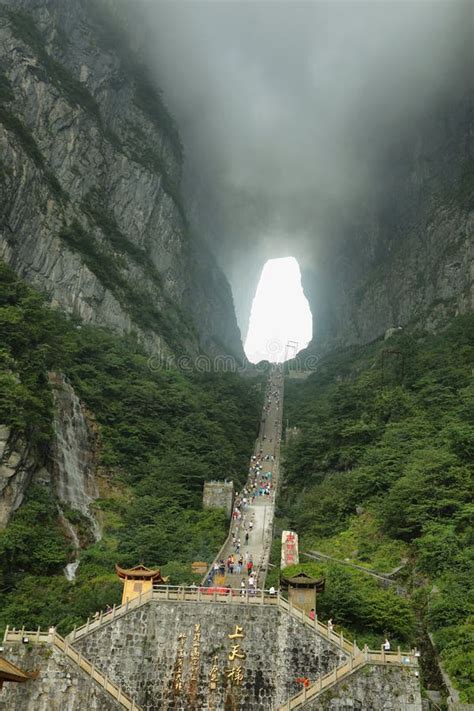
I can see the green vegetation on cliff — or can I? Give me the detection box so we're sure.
[277,317,473,701]
[0,262,262,634]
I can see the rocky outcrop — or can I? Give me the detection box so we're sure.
[0,0,243,360]
[301,95,474,351]
[0,425,43,527]
[49,372,101,542]
[0,373,100,545]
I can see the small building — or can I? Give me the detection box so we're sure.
[191,561,208,576]
[280,571,325,617]
[116,564,167,604]
[0,656,38,690]
[203,480,234,517]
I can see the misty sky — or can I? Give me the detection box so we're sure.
[132,0,472,332]
[244,257,312,363]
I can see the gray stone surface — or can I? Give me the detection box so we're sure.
[74,599,349,710]
[0,0,243,360]
[0,373,99,533]
[0,643,122,711]
[303,663,423,711]
[0,611,423,711]
[203,481,234,517]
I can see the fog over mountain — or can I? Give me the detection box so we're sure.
[130,0,472,331]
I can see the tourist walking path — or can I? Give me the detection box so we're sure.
[204,366,284,591]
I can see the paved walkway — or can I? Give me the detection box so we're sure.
[206,366,284,592]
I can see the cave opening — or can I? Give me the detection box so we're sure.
[244,257,312,364]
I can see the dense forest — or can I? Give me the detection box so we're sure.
[269,316,473,702]
[0,261,262,635]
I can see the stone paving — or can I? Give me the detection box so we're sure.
[210,367,284,591]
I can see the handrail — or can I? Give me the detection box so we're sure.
[277,645,418,710]
[63,583,356,660]
[67,587,155,641]
[276,595,356,656]
[62,582,357,657]
[3,627,142,710]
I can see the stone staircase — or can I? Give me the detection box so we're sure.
[4,596,417,711]
[276,646,419,710]
[3,627,142,711]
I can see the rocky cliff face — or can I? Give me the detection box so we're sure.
[183,91,472,354]
[0,0,243,360]
[309,94,473,351]
[0,424,42,528]
[0,372,100,540]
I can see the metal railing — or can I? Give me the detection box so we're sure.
[277,645,419,710]
[3,627,142,711]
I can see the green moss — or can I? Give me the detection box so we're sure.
[81,188,162,279]
[81,1,186,220]
[59,220,193,350]
[123,123,185,221]
[84,0,182,158]
[59,221,120,292]
[0,72,14,102]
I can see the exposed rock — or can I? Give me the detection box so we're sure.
[0,0,243,360]
[0,373,101,540]
[49,372,101,541]
[0,425,38,527]
[308,95,473,351]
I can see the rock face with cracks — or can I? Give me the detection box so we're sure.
[0,0,243,361]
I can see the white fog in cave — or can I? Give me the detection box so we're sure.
[244,257,312,364]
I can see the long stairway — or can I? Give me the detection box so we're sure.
[2,365,419,711]
[204,365,284,590]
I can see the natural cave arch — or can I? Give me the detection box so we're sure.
[244,257,312,363]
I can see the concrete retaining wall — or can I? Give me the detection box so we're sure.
[0,643,121,711]
[303,664,422,711]
[74,599,347,710]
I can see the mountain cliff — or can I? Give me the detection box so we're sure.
[0,0,243,360]
[309,94,473,351]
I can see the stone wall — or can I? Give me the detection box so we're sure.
[203,481,234,518]
[303,663,423,711]
[0,643,121,711]
[73,599,348,710]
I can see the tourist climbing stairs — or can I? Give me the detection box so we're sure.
[202,366,284,591]
[3,627,142,711]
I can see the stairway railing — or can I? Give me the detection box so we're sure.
[4,616,416,711]
[64,584,356,660]
[277,645,418,710]
[3,627,142,710]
